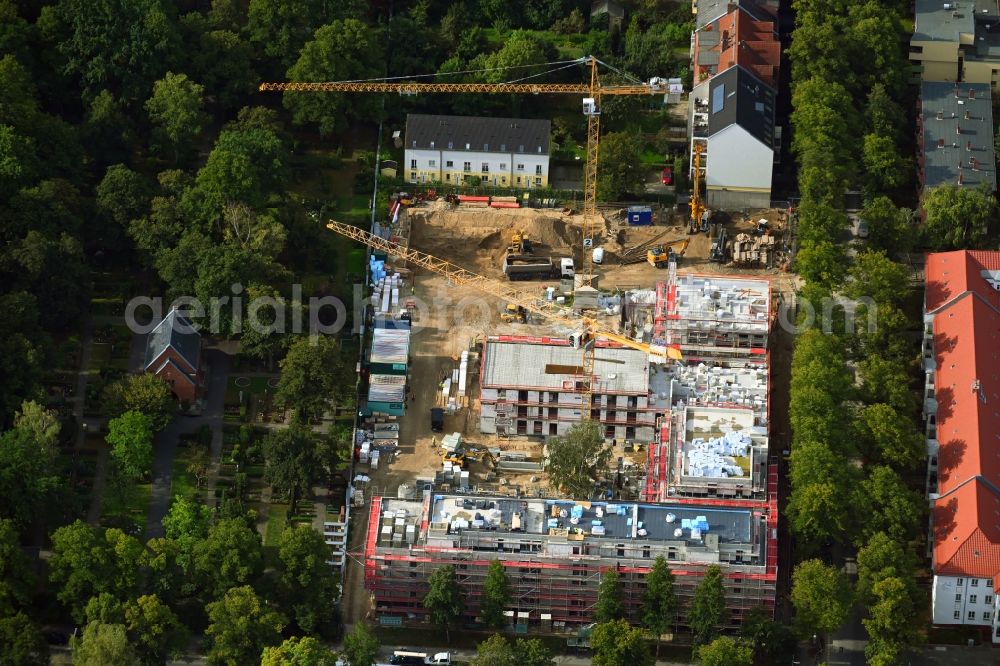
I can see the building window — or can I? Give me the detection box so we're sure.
[971,595,978,604]
[956,594,963,602]
[518,144,524,152]
[500,163,507,170]
[987,595,994,604]
[516,177,521,184]
[410,159,417,168]
[955,610,961,620]
[446,160,453,167]
[958,578,965,586]
[481,162,489,173]
[428,159,436,167]
[445,174,450,181]
[484,143,489,151]
[517,164,525,172]
[538,146,542,153]
[465,143,470,149]
[535,177,542,185]
[448,142,453,149]
[972,579,980,587]
[410,172,416,182]
[463,162,471,172]
[985,612,993,621]
[969,611,977,620]
[535,165,543,175]
[430,141,435,148]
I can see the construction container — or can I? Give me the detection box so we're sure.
[627,206,653,226]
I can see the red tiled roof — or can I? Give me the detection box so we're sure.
[693,7,779,87]
[927,250,1000,584]
[925,250,1000,312]
[933,479,1000,587]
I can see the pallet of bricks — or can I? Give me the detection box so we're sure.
[731,233,775,267]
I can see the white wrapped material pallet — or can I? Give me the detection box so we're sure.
[441,377,451,400]
[380,288,390,313]
[458,364,468,397]
[452,368,459,383]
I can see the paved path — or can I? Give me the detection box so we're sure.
[145,349,230,540]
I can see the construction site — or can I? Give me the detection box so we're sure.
[335,191,785,635]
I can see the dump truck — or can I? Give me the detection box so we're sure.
[503,254,575,281]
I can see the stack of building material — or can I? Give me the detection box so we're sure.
[730,233,775,267]
[441,432,462,453]
[458,351,469,397]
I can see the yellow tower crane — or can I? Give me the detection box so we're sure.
[323,219,681,419]
[688,143,705,234]
[260,56,670,277]
[261,57,676,417]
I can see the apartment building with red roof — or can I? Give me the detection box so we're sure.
[924,250,1000,641]
[689,1,781,209]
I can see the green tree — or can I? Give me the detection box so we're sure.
[124,594,189,665]
[84,592,125,625]
[0,423,61,530]
[597,131,645,200]
[193,517,264,599]
[596,569,625,623]
[284,19,384,135]
[12,400,60,456]
[145,72,209,161]
[0,611,48,666]
[274,336,344,423]
[795,240,847,290]
[921,183,999,250]
[0,292,47,431]
[106,410,154,482]
[246,0,364,70]
[786,482,854,547]
[205,586,285,666]
[162,495,212,541]
[191,123,289,218]
[264,423,324,516]
[791,559,853,638]
[0,518,34,616]
[71,622,136,666]
[481,559,511,628]
[688,564,726,647]
[862,133,910,194]
[641,555,677,656]
[739,606,796,665]
[263,636,338,665]
[695,636,753,666]
[470,633,515,666]
[856,404,924,470]
[277,525,340,635]
[423,565,464,641]
[845,250,910,306]
[514,638,554,666]
[340,623,380,666]
[48,0,180,104]
[866,83,906,141]
[194,30,258,112]
[102,373,175,431]
[862,576,921,664]
[860,196,912,254]
[856,466,924,543]
[544,421,610,498]
[48,521,144,622]
[856,532,919,603]
[591,619,653,666]
[96,164,149,227]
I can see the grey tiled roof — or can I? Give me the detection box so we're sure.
[696,0,774,30]
[144,309,201,372]
[404,114,550,155]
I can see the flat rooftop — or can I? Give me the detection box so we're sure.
[914,0,998,42]
[481,337,650,394]
[428,494,755,546]
[921,81,997,191]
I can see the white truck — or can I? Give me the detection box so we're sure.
[383,650,452,666]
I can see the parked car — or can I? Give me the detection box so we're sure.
[857,218,869,238]
[660,166,673,185]
[430,408,444,432]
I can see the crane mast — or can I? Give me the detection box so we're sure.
[263,58,674,420]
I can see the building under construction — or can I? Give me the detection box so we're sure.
[364,491,777,633]
[478,336,657,441]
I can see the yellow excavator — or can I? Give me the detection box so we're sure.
[647,238,691,268]
[500,303,528,323]
[509,230,532,255]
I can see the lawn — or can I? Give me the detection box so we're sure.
[170,441,202,503]
[264,502,289,547]
[101,481,152,535]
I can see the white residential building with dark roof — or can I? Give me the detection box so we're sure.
[403,114,551,188]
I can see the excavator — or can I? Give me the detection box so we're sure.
[646,238,691,268]
[688,143,707,234]
[500,303,528,323]
[508,230,532,255]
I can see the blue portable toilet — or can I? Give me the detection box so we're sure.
[627,205,653,226]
